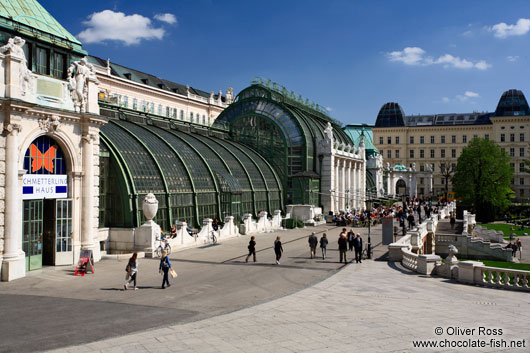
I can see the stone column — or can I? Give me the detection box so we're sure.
[2,123,25,281]
[340,159,346,210]
[320,153,334,214]
[81,133,96,256]
[354,163,359,209]
[345,161,352,208]
[335,159,340,211]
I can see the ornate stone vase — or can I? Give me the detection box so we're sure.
[142,193,158,221]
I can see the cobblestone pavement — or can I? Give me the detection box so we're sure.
[47,258,530,353]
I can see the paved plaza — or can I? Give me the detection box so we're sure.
[46,253,530,353]
[1,221,529,353]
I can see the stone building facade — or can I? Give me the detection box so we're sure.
[372,93,530,201]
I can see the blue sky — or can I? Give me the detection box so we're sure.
[42,0,530,125]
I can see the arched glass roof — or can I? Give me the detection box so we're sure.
[495,89,530,117]
[375,102,406,127]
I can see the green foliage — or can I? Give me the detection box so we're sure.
[282,218,296,229]
[477,223,528,237]
[452,138,513,222]
[295,219,304,228]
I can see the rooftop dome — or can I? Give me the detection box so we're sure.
[495,89,530,117]
[375,102,406,127]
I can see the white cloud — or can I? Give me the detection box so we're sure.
[154,13,177,24]
[461,30,473,37]
[443,91,480,103]
[325,106,333,112]
[78,10,165,45]
[386,47,490,70]
[507,55,519,62]
[489,18,530,38]
[387,47,425,65]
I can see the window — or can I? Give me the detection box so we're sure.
[510,148,515,157]
[452,163,456,170]
[420,177,424,185]
[521,133,525,142]
[473,134,478,139]
[420,136,424,144]
[451,135,456,143]
[501,134,505,142]
[202,115,206,125]
[190,112,194,122]
[510,133,515,142]
[430,149,435,158]
[36,46,49,75]
[150,102,154,113]
[133,98,138,110]
[180,110,184,120]
[521,189,525,197]
[158,104,163,116]
[521,163,525,172]
[141,100,147,112]
[511,163,515,171]
[387,150,391,158]
[462,135,467,143]
[441,178,445,185]
[395,150,400,158]
[122,96,128,108]
[51,52,66,79]
[420,188,424,195]
[173,108,177,118]
[521,148,525,157]
[441,136,446,144]
[420,150,424,158]
[166,106,170,117]
[441,149,446,158]
[420,164,424,171]
[430,136,435,144]
[395,136,400,144]
[410,150,414,158]
[485,134,489,140]
[451,149,456,158]
[441,163,446,171]
[387,136,391,144]
[410,136,414,144]
[521,178,525,185]
[379,136,383,144]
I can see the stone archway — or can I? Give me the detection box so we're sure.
[396,179,406,195]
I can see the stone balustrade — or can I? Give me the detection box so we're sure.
[401,248,418,271]
[454,261,530,292]
[472,225,504,243]
[240,211,284,235]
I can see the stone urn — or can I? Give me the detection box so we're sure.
[142,193,158,222]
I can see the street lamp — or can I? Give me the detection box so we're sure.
[366,199,373,259]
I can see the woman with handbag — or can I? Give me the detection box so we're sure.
[159,250,172,289]
[124,252,138,290]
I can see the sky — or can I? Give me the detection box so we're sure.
[41,0,530,125]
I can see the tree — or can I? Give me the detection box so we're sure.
[439,160,455,202]
[452,138,513,222]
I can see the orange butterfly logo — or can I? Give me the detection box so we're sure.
[30,144,56,173]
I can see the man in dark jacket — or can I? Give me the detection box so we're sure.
[308,232,318,259]
[354,233,363,263]
[338,233,348,263]
[347,230,355,252]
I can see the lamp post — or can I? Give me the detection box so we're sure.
[366,199,373,259]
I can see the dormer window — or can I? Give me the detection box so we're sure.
[157,83,165,89]
[171,88,178,93]
[141,79,148,85]
[124,73,132,80]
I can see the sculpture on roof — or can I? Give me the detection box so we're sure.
[1,36,34,96]
[226,87,233,103]
[324,122,334,142]
[411,163,416,171]
[67,57,98,113]
[359,134,365,149]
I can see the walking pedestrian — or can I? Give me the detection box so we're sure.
[354,233,363,263]
[308,232,318,258]
[159,250,172,289]
[347,229,355,251]
[124,252,138,290]
[338,233,348,263]
[450,212,456,229]
[516,238,522,260]
[246,236,256,262]
[320,233,328,259]
[274,236,283,265]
